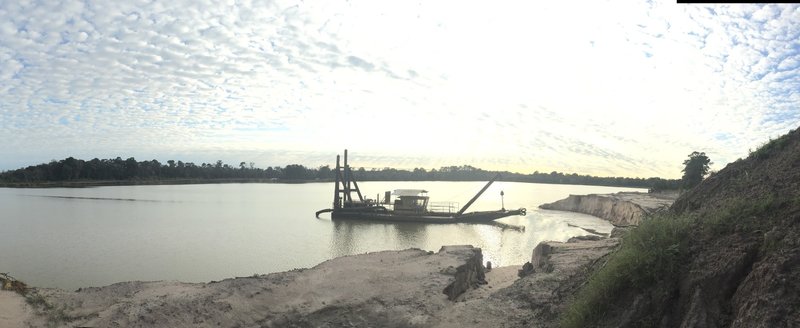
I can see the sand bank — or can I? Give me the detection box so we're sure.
[5,233,620,328]
[539,191,677,226]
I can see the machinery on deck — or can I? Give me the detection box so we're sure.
[315,150,526,223]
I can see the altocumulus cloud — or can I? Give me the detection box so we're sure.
[0,0,414,166]
[0,1,798,178]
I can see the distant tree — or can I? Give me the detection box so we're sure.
[0,155,681,190]
[59,157,80,180]
[681,151,712,190]
[317,165,332,179]
[283,164,308,180]
[265,166,277,179]
[124,157,138,179]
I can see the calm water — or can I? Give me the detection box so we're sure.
[0,181,644,290]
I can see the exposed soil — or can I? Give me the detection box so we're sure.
[590,127,800,327]
[0,291,31,328]
[540,191,677,226]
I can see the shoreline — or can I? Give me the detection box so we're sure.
[3,191,675,327]
[0,178,658,189]
[0,178,317,188]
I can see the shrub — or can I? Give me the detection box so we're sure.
[561,195,788,328]
[748,134,792,160]
[561,212,692,328]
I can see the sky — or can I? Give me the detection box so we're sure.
[1,1,798,179]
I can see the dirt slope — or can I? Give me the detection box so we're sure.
[587,127,800,327]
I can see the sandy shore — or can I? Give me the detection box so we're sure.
[12,246,491,327]
[0,291,31,327]
[4,236,620,328]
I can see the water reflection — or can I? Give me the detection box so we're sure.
[330,220,429,256]
[484,221,525,232]
[327,217,532,267]
[393,222,428,245]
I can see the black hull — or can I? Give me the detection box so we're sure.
[316,150,527,225]
[326,207,526,223]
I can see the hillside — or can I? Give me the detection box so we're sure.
[563,127,800,327]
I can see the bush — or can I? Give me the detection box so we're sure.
[748,134,792,160]
[561,195,788,327]
[561,212,692,328]
[702,195,779,235]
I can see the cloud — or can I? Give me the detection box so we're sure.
[0,1,799,179]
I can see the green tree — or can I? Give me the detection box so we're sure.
[124,157,138,179]
[681,151,711,190]
[317,165,332,179]
[283,164,308,180]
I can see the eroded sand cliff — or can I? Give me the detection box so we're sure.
[539,191,677,226]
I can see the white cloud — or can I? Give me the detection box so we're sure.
[0,1,799,179]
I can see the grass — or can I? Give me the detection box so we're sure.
[748,133,793,161]
[4,270,79,326]
[560,195,787,328]
[560,212,692,328]
[702,195,781,235]
[25,293,51,309]
[25,291,80,327]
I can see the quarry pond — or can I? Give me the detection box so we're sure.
[0,181,644,290]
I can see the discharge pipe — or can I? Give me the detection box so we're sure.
[455,173,501,216]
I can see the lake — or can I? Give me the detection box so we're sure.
[0,181,644,290]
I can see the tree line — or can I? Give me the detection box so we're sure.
[0,156,681,190]
[0,157,329,182]
[351,165,680,190]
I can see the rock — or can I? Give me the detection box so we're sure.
[498,237,622,326]
[567,235,603,243]
[440,245,486,301]
[518,262,534,278]
[486,261,492,272]
[440,266,458,275]
[531,243,555,273]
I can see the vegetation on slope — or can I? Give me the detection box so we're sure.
[562,127,800,327]
[561,195,791,327]
[561,211,691,327]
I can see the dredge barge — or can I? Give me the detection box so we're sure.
[315,150,526,223]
